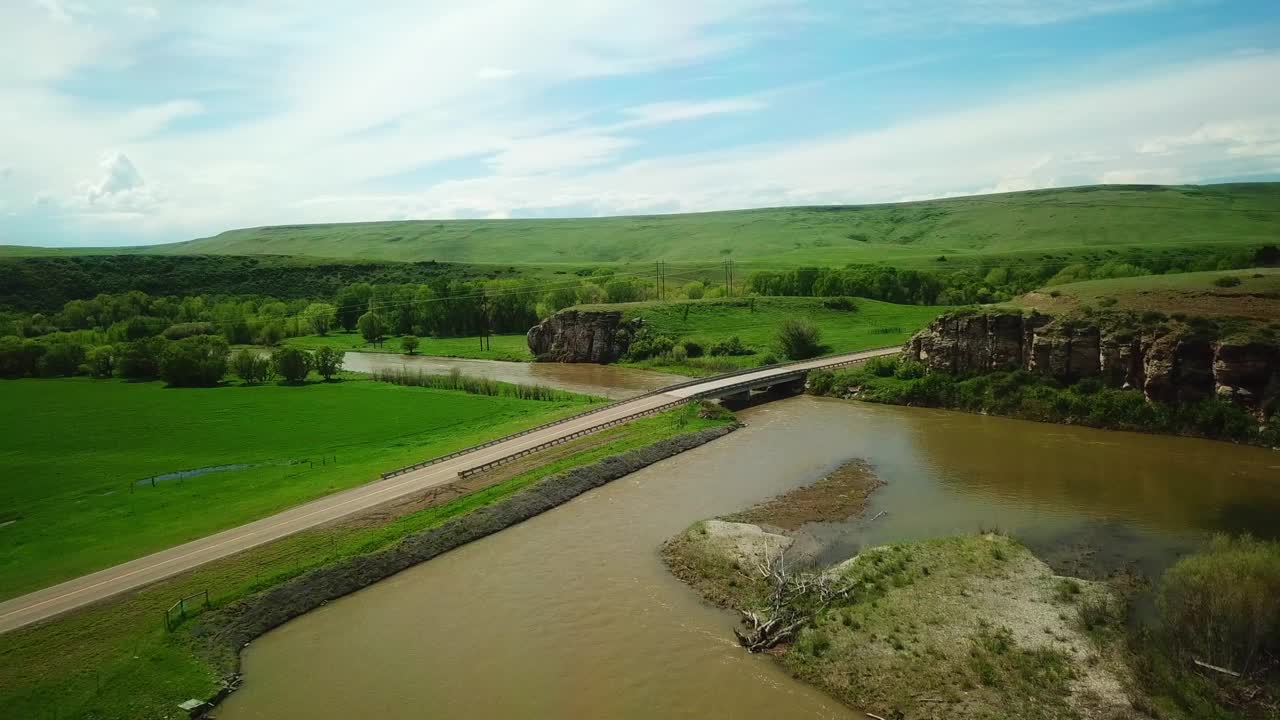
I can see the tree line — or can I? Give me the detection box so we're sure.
[0,332,345,387]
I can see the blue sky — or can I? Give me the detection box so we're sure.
[1,1,1278,247]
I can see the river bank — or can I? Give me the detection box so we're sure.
[213,396,1280,720]
[807,358,1279,449]
[663,464,1142,719]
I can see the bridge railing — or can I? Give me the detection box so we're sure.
[449,347,897,479]
[379,344,901,481]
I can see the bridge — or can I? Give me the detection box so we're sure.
[0,346,896,633]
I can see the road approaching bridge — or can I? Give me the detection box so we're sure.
[0,346,896,633]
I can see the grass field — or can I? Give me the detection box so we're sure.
[0,406,730,720]
[580,296,945,374]
[126,184,1280,270]
[284,331,531,361]
[0,377,587,599]
[1013,267,1280,320]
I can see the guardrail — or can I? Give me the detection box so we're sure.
[379,344,900,481]
[451,348,893,480]
[457,397,691,478]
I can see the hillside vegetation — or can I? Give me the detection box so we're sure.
[133,184,1280,267]
[1014,267,1280,320]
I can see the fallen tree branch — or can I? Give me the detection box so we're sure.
[1194,659,1242,678]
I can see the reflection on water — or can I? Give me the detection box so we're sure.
[219,396,1279,720]
[341,352,687,399]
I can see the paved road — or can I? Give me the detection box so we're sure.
[0,347,895,633]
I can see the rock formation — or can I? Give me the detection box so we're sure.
[526,310,641,363]
[902,311,1278,413]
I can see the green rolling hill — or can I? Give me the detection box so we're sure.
[140,183,1280,269]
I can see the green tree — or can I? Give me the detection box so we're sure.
[0,336,45,378]
[357,311,386,346]
[230,349,272,384]
[119,336,167,379]
[313,346,343,381]
[304,302,336,336]
[160,335,229,387]
[86,345,116,378]
[334,283,373,332]
[38,339,87,377]
[401,335,420,355]
[776,318,823,360]
[683,281,705,300]
[256,320,285,347]
[272,347,311,383]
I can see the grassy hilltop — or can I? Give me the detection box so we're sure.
[128,183,1280,268]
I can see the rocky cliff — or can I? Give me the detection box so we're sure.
[526,309,641,363]
[902,311,1279,413]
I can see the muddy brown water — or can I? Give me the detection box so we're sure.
[218,396,1279,720]
[340,352,687,399]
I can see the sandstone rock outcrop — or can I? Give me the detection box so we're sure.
[902,311,1278,413]
[526,310,641,363]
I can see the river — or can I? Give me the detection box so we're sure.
[218,396,1279,719]
[340,351,687,399]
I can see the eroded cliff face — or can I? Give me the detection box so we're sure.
[526,310,641,363]
[902,311,1279,413]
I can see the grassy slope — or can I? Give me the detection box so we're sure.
[142,184,1280,268]
[0,377,588,598]
[1013,267,1280,320]
[283,331,531,361]
[0,408,730,720]
[585,297,945,374]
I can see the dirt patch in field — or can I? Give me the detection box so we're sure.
[724,459,884,530]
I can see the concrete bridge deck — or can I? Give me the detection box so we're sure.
[0,346,896,633]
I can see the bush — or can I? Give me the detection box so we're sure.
[0,336,44,378]
[1158,535,1280,675]
[86,346,116,378]
[161,335,229,387]
[820,296,857,311]
[708,335,752,357]
[776,319,823,360]
[313,346,344,381]
[230,349,272,384]
[37,339,86,377]
[670,345,688,362]
[1213,275,1242,288]
[162,322,215,340]
[681,339,704,358]
[119,337,168,380]
[757,353,779,367]
[401,335,420,355]
[864,357,898,377]
[683,282,704,300]
[627,331,676,361]
[272,347,311,383]
[893,360,926,380]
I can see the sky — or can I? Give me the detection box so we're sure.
[1,1,1279,248]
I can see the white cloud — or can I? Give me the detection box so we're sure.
[73,152,159,214]
[476,67,519,80]
[486,132,636,175]
[621,97,768,126]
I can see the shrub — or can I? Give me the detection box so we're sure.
[893,360,926,380]
[161,335,229,387]
[119,337,168,380]
[231,349,272,384]
[864,357,898,377]
[162,322,215,340]
[776,319,823,360]
[272,347,312,383]
[821,296,857,311]
[86,346,116,378]
[757,353,779,367]
[627,331,676,361]
[708,335,752,357]
[670,345,688,362]
[681,339,704,358]
[401,335,420,355]
[1157,534,1280,675]
[37,339,86,377]
[683,281,705,300]
[313,346,344,381]
[0,336,44,378]
[1213,275,1242,288]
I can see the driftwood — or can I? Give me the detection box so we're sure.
[1194,659,1242,678]
[732,544,862,652]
